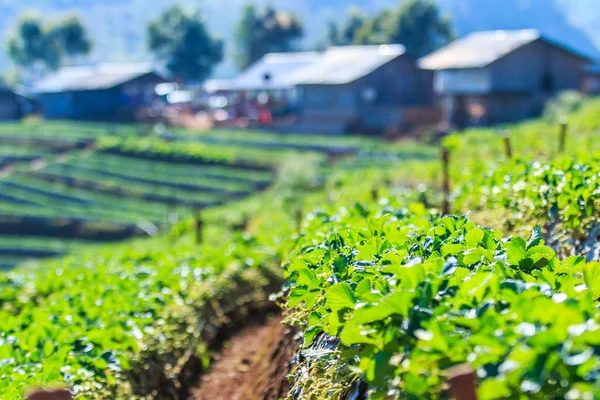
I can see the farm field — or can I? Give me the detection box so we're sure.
[0,122,395,270]
[2,97,600,399]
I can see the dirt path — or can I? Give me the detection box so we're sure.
[188,315,297,400]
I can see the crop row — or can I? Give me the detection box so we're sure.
[281,194,600,399]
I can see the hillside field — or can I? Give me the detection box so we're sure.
[1,98,600,399]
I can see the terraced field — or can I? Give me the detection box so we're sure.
[0,122,388,270]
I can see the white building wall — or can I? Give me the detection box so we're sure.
[434,70,492,94]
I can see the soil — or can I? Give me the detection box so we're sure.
[188,315,297,400]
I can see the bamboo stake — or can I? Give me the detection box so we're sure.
[371,186,379,202]
[442,147,451,215]
[295,208,303,235]
[559,117,568,154]
[503,130,512,159]
[195,209,203,245]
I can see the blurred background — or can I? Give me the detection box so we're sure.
[0,0,598,133]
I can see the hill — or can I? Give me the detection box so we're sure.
[0,0,598,77]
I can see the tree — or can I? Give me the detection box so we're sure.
[235,5,303,69]
[384,0,454,58]
[327,7,367,46]
[327,0,454,58]
[50,14,92,61]
[6,12,92,73]
[354,9,393,45]
[148,5,223,82]
[6,13,61,71]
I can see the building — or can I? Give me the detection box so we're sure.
[231,52,321,93]
[0,86,22,121]
[34,64,166,121]
[419,29,593,128]
[582,64,600,95]
[229,52,321,120]
[291,45,436,135]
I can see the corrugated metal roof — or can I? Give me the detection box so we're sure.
[292,45,406,85]
[231,52,321,90]
[34,63,161,94]
[419,29,592,70]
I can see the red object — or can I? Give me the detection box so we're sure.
[258,109,272,124]
[447,364,478,400]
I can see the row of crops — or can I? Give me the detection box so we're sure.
[0,121,394,270]
[0,121,394,398]
[2,97,600,399]
[279,98,600,399]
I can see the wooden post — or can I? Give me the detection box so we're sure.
[502,130,512,159]
[447,364,478,400]
[371,186,379,202]
[26,388,72,400]
[195,210,203,245]
[295,208,303,235]
[442,147,451,215]
[559,117,568,154]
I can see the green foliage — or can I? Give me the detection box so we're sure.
[148,5,223,82]
[284,205,600,399]
[5,12,91,72]
[543,91,587,124]
[454,156,600,246]
[327,7,367,46]
[235,5,303,69]
[328,0,454,57]
[0,225,281,398]
[381,0,455,58]
[50,14,92,60]
[6,13,62,70]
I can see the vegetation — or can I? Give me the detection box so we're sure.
[328,0,454,57]
[147,5,223,82]
[6,12,91,73]
[2,96,600,399]
[235,4,304,69]
[277,97,600,400]
[1,0,598,78]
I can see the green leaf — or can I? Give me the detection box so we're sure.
[349,292,412,327]
[288,287,309,307]
[441,243,465,257]
[526,245,555,263]
[478,379,512,400]
[466,228,484,247]
[296,268,317,285]
[325,283,356,311]
[507,237,527,265]
[355,279,371,297]
[583,262,600,299]
[463,248,486,265]
[527,226,543,249]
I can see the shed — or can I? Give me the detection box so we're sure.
[419,29,593,127]
[34,64,166,121]
[0,86,22,121]
[231,52,321,92]
[291,45,436,135]
[582,64,600,95]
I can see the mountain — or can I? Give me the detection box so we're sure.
[0,0,598,79]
